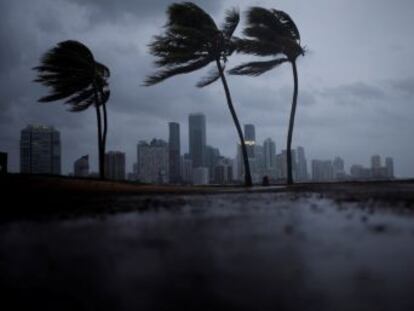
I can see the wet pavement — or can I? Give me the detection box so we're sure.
[1,192,414,310]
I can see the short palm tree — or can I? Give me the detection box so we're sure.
[33,40,110,179]
[144,2,252,186]
[229,7,304,185]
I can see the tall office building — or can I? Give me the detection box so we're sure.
[105,151,126,181]
[137,139,169,183]
[312,160,334,182]
[263,138,276,170]
[385,157,394,179]
[333,156,345,180]
[20,124,61,175]
[296,146,308,181]
[168,122,181,183]
[244,124,256,158]
[73,155,89,177]
[180,154,193,184]
[189,113,206,168]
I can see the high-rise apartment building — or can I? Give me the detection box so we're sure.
[189,113,206,168]
[137,139,169,183]
[105,151,126,181]
[20,124,61,175]
[74,155,89,177]
[296,146,308,181]
[168,122,181,183]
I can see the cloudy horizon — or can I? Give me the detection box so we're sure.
[1,0,414,177]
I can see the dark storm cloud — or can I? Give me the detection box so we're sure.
[66,0,222,21]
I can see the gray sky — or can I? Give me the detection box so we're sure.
[1,0,414,177]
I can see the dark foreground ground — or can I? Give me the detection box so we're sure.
[1,175,414,310]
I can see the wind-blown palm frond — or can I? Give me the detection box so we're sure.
[221,8,240,38]
[34,40,110,111]
[228,58,288,76]
[196,64,223,88]
[145,2,241,87]
[167,2,217,33]
[144,57,212,86]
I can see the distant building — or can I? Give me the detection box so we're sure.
[214,157,233,184]
[0,152,7,175]
[206,145,220,182]
[20,124,61,175]
[244,124,256,158]
[105,151,126,181]
[333,156,345,180]
[189,113,206,168]
[263,138,276,171]
[137,139,169,184]
[73,155,89,177]
[193,167,209,185]
[168,122,181,183]
[180,154,193,184]
[350,164,372,180]
[296,146,308,181]
[312,160,333,182]
[385,157,394,179]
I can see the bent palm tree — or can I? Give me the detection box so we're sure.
[229,7,304,185]
[33,40,110,179]
[144,2,252,187]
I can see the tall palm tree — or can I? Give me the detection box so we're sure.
[229,7,304,185]
[144,2,252,186]
[33,40,110,179]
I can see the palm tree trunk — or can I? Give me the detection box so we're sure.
[216,59,252,187]
[94,89,104,180]
[286,60,299,185]
[100,90,108,179]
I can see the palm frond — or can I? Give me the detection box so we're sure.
[228,58,288,76]
[221,8,240,38]
[167,2,217,33]
[196,64,223,88]
[34,40,110,111]
[233,38,284,56]
[144,57,212,86]
[270,9,300,42]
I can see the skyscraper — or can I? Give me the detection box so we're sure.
[168,122,181,183]
[74,155,89,177]
[189,113,206,168]
[137,139,169,183]
[385,157,394,179]
[244,124,256,158]
[263,138,276,170]
[296,146,308,181]
[333,156,345,180]
[105,151,126,181]
[20,124,61,175]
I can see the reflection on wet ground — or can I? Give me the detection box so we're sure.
[1,193,414,310]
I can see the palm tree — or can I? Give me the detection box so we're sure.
[229,7,304,185]
[33,40,110,179]
[144,2,253,187]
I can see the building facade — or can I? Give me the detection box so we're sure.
[189,113,206,168]
[168,122,181,183]
[137,139,169,183]
[74,155,89,177]
[105,151,126,181]
[20,124,61,175]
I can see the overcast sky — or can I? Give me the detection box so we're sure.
[1,0,414,177]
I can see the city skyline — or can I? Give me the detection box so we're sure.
[15,121,396,184]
